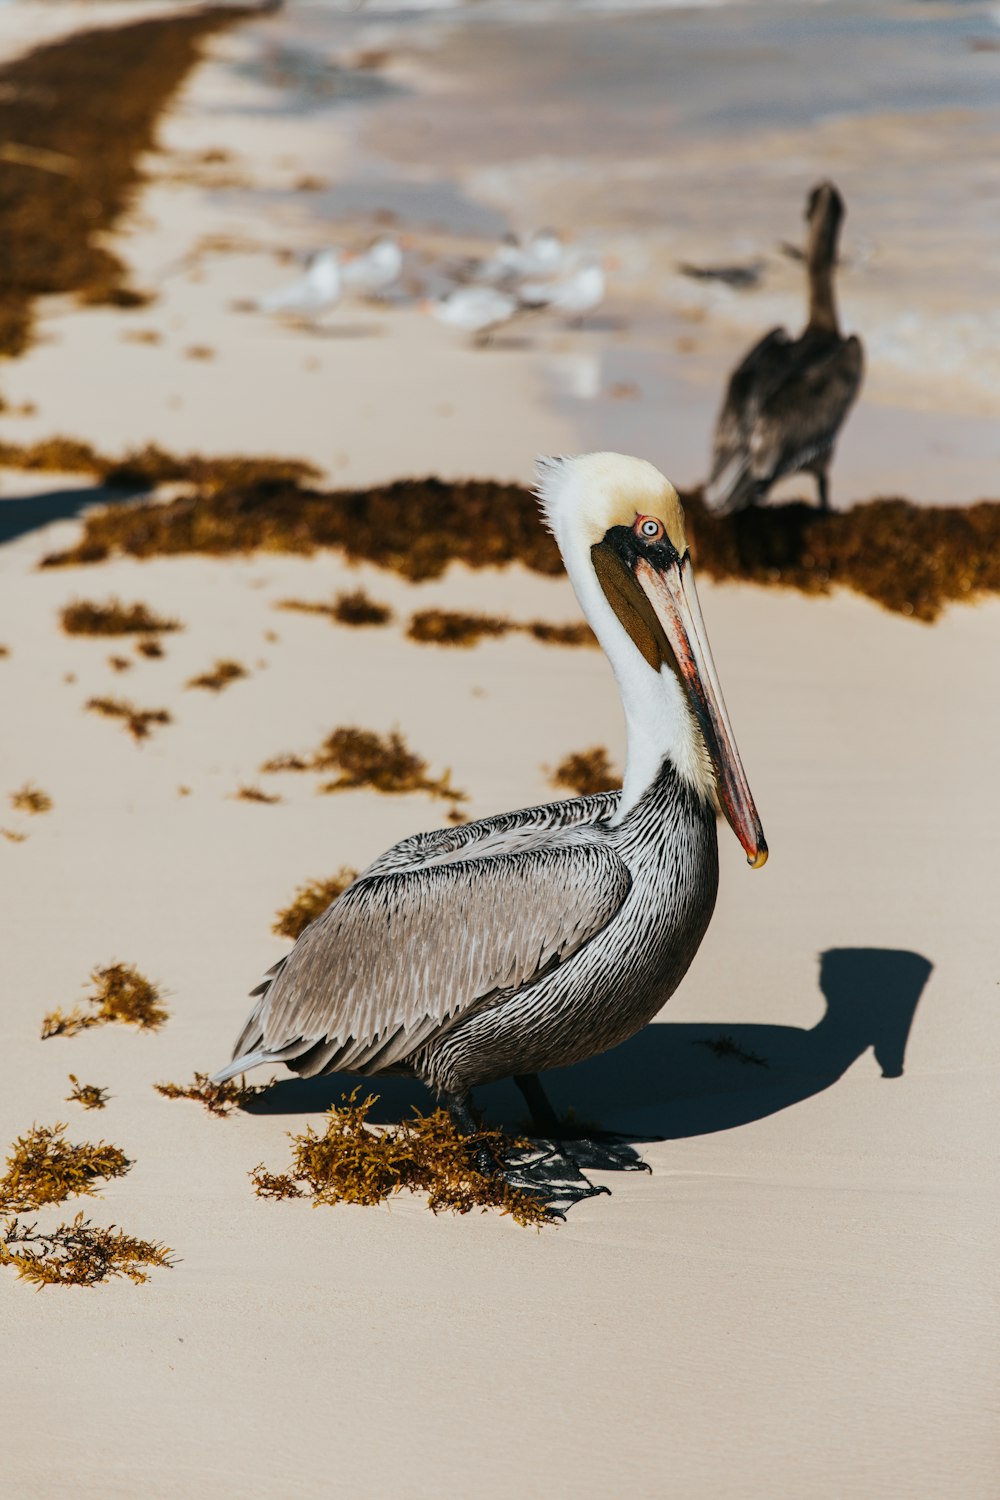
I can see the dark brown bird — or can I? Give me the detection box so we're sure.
[705,181,863,513]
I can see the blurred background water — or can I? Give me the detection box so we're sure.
[200,0,1000,499]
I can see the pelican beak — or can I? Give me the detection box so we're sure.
[634,553,767,868]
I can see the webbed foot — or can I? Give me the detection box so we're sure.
[500,1140,611,1218]
[552,1132,651,1174]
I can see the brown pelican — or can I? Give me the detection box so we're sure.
[213,453,767,1203]
[705,181,864,512]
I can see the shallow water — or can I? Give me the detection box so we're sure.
[195,0,1000,501]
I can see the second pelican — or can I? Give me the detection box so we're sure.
[214,453,768,1201]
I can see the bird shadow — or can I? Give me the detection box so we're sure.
[245,948,932,1147]
[0,481,150,548]
[308,321,384,339]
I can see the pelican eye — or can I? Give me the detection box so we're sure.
[635,515,664,542]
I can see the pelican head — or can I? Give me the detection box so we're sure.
[537,452,767,868]
[805,180,845,269]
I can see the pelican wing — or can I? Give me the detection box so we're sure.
[707,327,791,503]
[224,840,631,1081]
[748,333,863,485]
[361,788,619,878]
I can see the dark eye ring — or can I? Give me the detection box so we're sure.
[635,515,663,541]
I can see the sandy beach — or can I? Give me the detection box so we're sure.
[0,3,998,1496]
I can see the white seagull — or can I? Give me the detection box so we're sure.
[258,248,341,321]
[341,236,404,299]
[520,257,606,325]
[429,285,521,345]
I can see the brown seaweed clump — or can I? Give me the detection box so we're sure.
[153,1072,272,1118]
[0,1213,174,1287]
[262,727,465,804]
[186,659,248,693]
[0,1123,130,1212]
[66,1076,110,1110]
[279,589,393,627]
[407,609,596,649]
[318,729,464,801]
[85,697,172,742]
[273,869,358,940]
[61,598,181,637]
[42,962,168,1040]
[0,7,253,356]
[135,638,164,660]
[406,609,509,647]
[234,785,281,805]
[551,748,619,797]
[9,784,52,815]
[250,1091,547,1227]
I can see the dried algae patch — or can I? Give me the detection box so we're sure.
[0,1124,130,1212]
[273,869,358,940]
[551,748,619,796]
[42,962,168,1040]
[251,1092,547,1227]
[0,1213,173,1287]
[186,659,248,692]
[317,728,464,801]
[407,609,596,649]
[0,8,251,356]
[407,609,508,647]
[61,598,181,637]
[9,784,52,815]
[234,785,281,805]
[66,1076,110,1111]
[154,1071,273,1118]
[263,727,465,804]
[86,696,172,742]
[279,589,392,626]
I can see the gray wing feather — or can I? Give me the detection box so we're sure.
[748,334,863,483]
[360,788,619,878]
[229,842,630,1079]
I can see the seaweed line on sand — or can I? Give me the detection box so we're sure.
[0,8,256,358]
[19,449,1000,620]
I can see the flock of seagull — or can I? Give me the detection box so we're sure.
[254,179,863,511]
[255,229,606,342]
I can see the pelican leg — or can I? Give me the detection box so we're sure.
[444,1090,497,1176]
[816,469,830,512]
[514,1073,651,1175]
[444,1086,611,1215]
